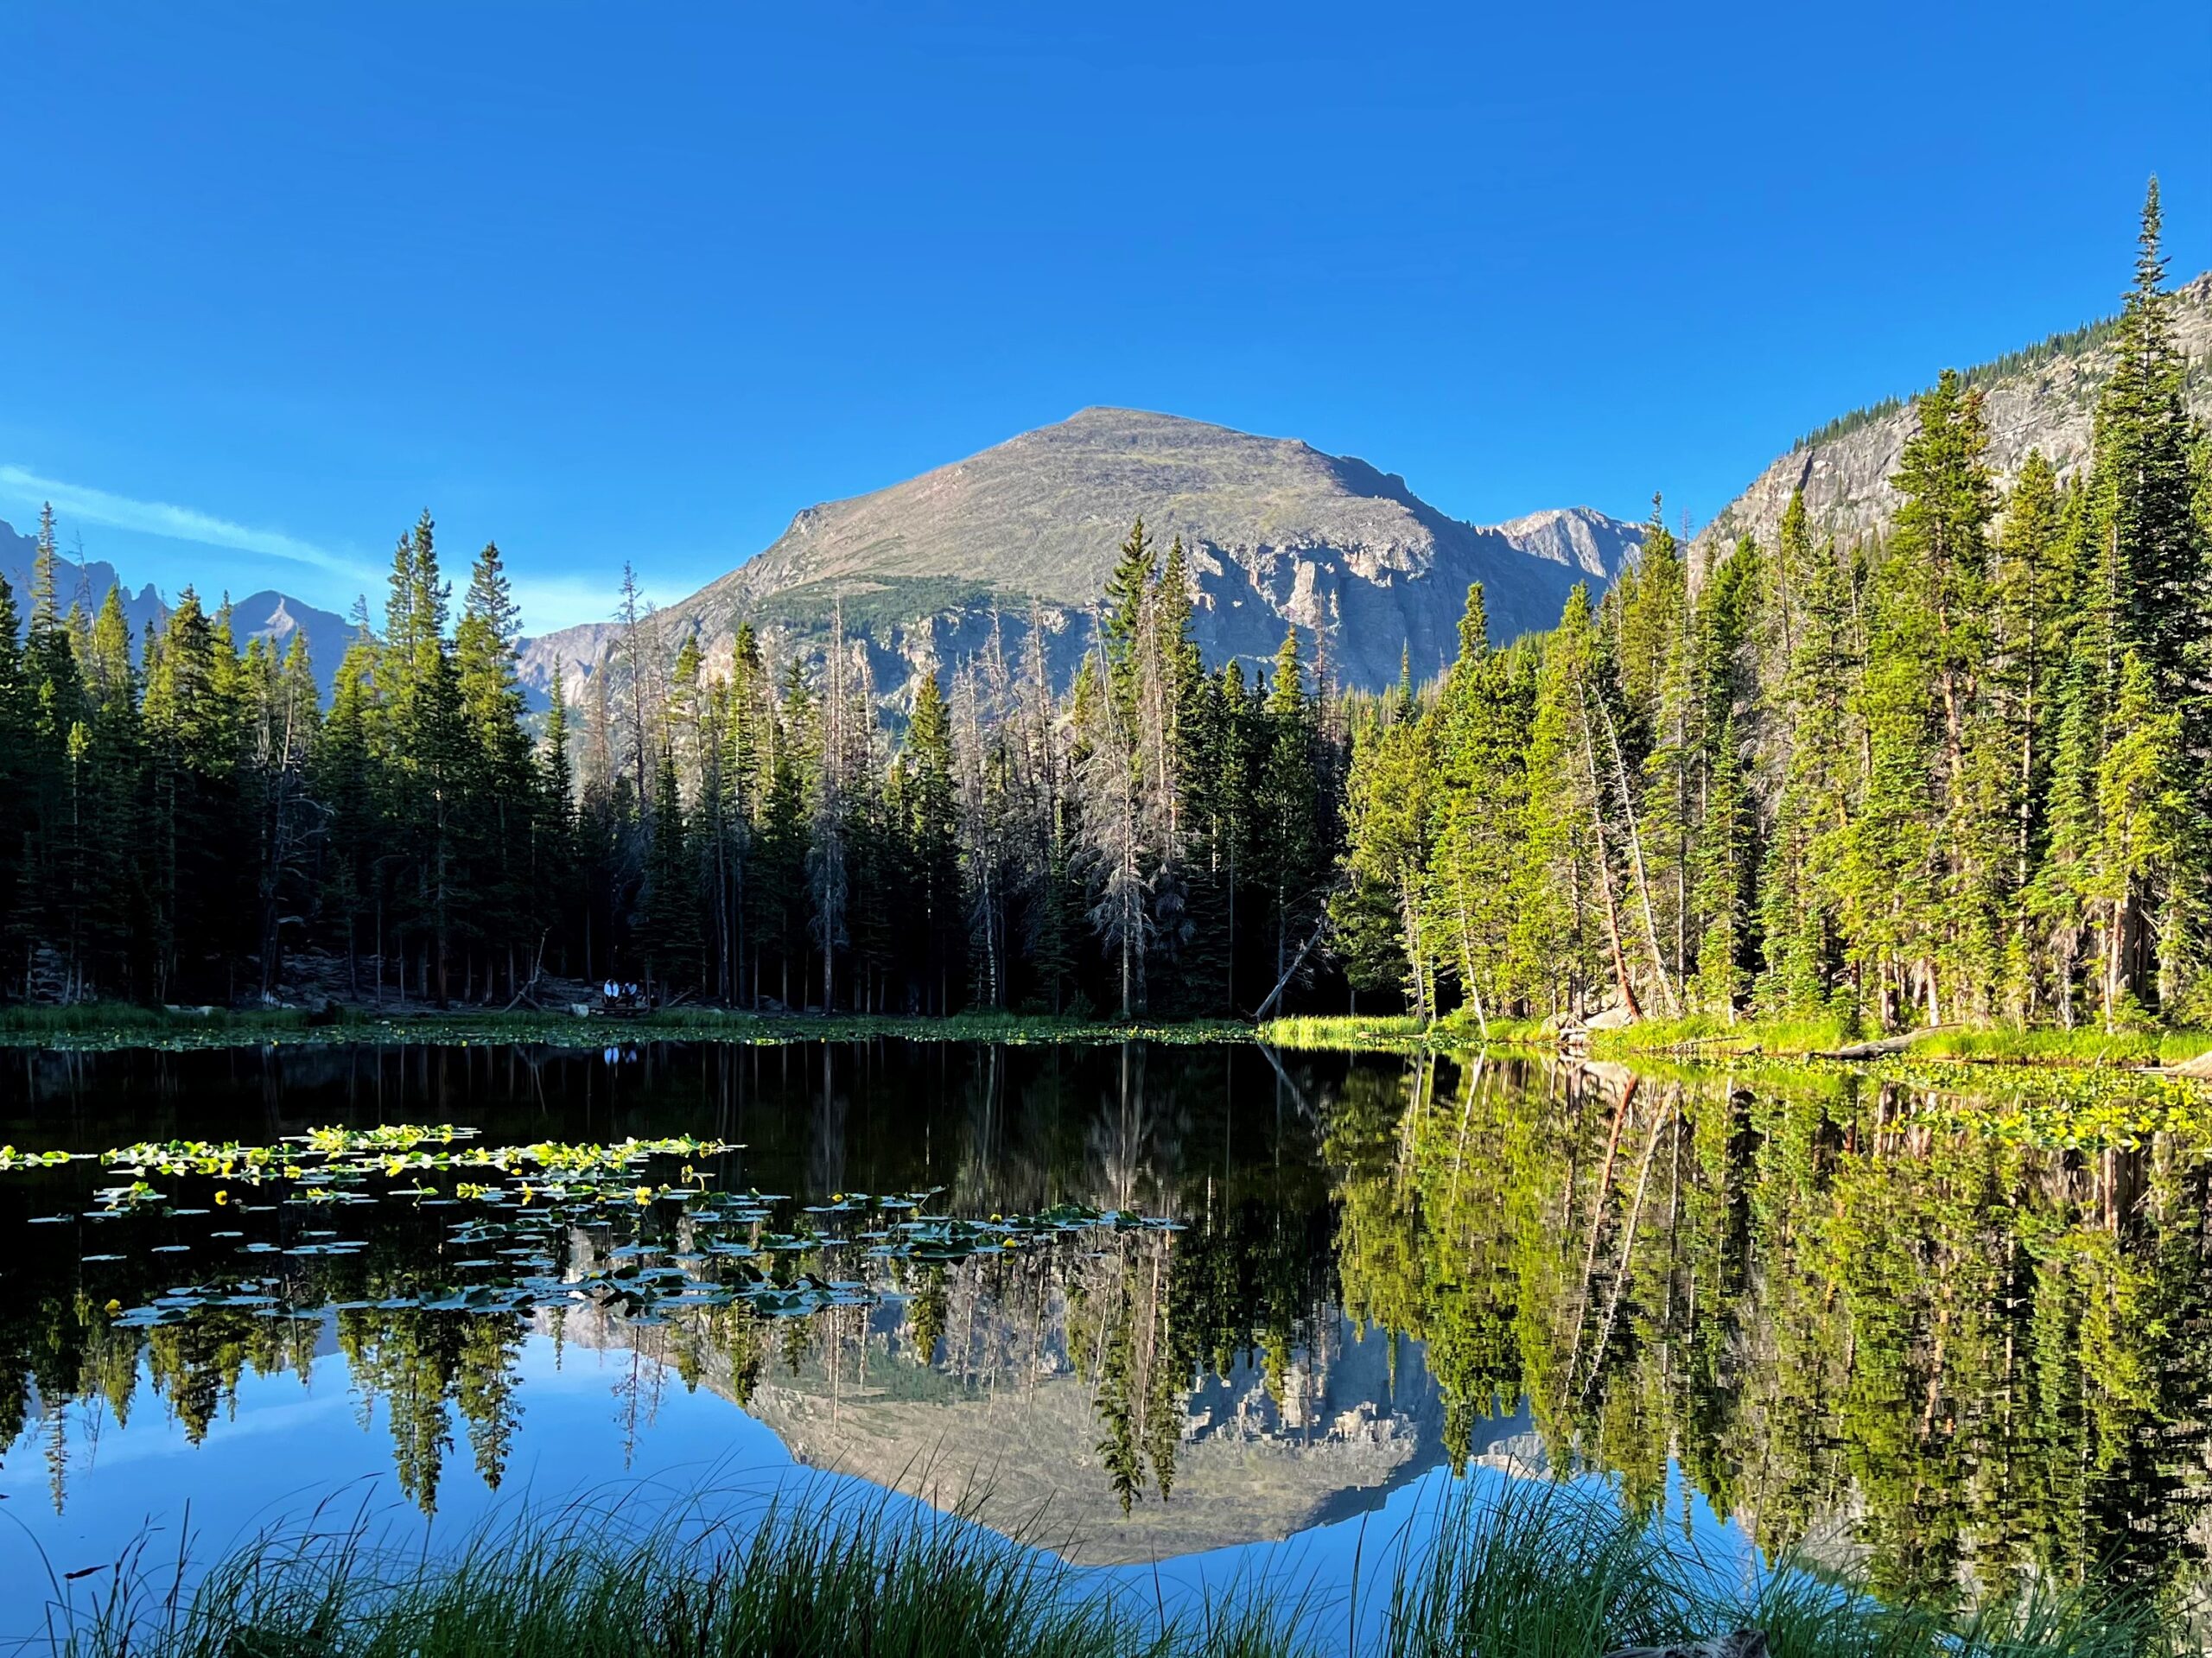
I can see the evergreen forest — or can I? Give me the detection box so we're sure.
[0,191,2205,1036]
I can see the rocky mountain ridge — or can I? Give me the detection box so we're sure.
[517,408,1646,707]
[0,517,356,694]
[23,273,2201,713]
[1694,270,2212,558]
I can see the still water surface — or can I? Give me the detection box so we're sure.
[0,1040,2203,1630]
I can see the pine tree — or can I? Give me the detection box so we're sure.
[1255,626,1325,1009]
[1101,518,1156,721]
[378,512,471,1003]
[0,574,29,994]
[75,587,144,993]
[2083,181,2210,1013]
[639,744,701,995]
[1336,697,1434,1015]
[537,667,578,978]
[142,588,247,1000]
[1425,584,1530,1032]
[1758,506,1857,1016]
[315,618,384,998]
[1520,587,1621,1017]
[906,667,963,1012]
[2090,653,2183,1029]
[1845,371,1997,1023]
[1076,625,1153,1017]
[454,541,537,994]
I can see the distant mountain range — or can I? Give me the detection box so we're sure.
[13,271,2208,709]
[517,406,1648,705]
[0,518,356,695]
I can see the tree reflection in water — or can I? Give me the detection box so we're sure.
[0,1042,2204,1614]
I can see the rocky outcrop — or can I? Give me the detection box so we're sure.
[1695,273,2212,559]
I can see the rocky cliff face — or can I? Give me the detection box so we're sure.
[1694,272,2212,558]
[517,408,1643,707]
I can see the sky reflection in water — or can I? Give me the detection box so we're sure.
[0,1039,2202,1637]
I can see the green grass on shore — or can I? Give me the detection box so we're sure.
[31,1477,2176,1658]
[3,999,2209,1077]
[1586,1011,2212,1069]
[1585,1012,1857,1058]
[0,1002,1261,1053]
[1255,1012,1549,1051]
[1906,1026,2212,1068]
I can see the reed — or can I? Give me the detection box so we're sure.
[30,1477,2178,1658]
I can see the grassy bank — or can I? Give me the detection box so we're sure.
[31,1478,2176,1658]
[0,1003,1261,1054]
[5,1000,2209,1077]
[1580,1012,2212,1069]
[1905,1026,2212,1068]
[0,1002,1552,1060]
[1255,1012,1549,1052]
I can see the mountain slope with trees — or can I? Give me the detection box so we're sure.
[1339,186,2212,1035]
[1696,270,2212,561]
[0,187,2202,1039]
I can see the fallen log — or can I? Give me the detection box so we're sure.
[1812,1032,1930,1060]
[1253,914,1330,1020]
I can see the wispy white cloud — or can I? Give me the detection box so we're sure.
[0,465,374,585]
[509,574,644,635]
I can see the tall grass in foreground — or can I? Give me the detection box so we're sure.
[29,1477,2178,1658]
[1378,1480,2174,1658]
[36,1486,1300,1658]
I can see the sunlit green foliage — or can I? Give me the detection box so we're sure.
[1337,189,2211,1039]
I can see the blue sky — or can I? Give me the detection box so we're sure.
[2,2,2205,632]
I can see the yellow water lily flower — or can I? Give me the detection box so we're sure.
[104,1299,122,1317]
[213,1189,228,1205]
[633,1185,654,1204]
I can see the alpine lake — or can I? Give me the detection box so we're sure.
[3,1037,2208,1642]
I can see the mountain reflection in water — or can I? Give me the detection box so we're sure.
[0,1040,2205,1611]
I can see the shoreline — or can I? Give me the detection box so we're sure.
[2,1003,2208,1078]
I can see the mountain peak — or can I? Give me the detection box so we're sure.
[1051,404,1262,435]
[0,521,356,692]
[518,410,1643,705]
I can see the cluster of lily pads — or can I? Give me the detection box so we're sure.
[1,1124,1177,1332]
